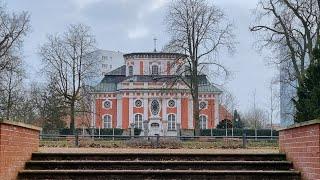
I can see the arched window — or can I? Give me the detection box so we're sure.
[168,114,176,130]
[199,115,207,129]
[151,65,159,75]
[103,115,112,128]
[128,66,133,76]
[134,114,143,129]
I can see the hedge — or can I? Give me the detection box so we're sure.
[59,128,123,135]
[94,128,123,135]
[200,129,279,136]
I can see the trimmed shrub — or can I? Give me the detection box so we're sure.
[59,128,124,136]
[134,128,142,136]
[94,128,123,135]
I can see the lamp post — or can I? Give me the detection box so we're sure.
[130,123,135,139]
[231,119,234,137]
[234,117,239,137]
[225,120,227,137]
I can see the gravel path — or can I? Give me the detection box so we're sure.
[39,148,279,154]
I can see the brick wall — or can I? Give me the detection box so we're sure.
[0,120,41,180]
[279,120,320,180]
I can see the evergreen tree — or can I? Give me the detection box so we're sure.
[293,39,320,122]
[216,119,233,129]
[233,110,244,128]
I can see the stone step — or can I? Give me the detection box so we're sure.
[31,152,287,161]
[18,170,301,180]
[25,160,294,171]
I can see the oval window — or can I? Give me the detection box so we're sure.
[151,100,160,115]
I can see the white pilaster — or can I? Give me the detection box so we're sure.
[214,94,220,128]
[116,95,122,128]
[143,95,148,122]
[177,95,181,124]
[91,99,95,128]
[129,96,133,127]
[144,61,149,75]
[162,98,167,120]
[134,61,139,75]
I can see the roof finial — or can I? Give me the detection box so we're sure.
[153,37,157,52]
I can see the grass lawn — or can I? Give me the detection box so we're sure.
[40,138,278,149]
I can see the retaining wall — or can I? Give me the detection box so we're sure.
[279,119,320,180]
[0,120,41,180]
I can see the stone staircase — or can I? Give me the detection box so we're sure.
[18,152,301,180]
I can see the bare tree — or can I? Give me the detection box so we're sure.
[0,54,25,120]
[164,0,234,135]
[0,5,30,72]
[219,88,238,115]
[39,24,97,133]
[250,0,320,86]
[268,80,280,135]
[242,107,268,129]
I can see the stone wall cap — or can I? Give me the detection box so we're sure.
[278,119,320,131]
[0,120,42,131]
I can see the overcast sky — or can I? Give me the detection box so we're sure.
[6,0,279,123]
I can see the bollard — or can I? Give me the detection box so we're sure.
[156,134,160,148]
[242,132,247,148]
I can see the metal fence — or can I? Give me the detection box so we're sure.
[39,133,278,149]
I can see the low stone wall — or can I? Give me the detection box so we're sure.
[0,120,41,180]
[279,119,320,180]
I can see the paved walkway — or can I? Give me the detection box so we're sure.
[39,148,279,154]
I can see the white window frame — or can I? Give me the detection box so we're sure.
[167,114,176,131]
[199,115,208,129]
[103,114,112,128]
[151,64,159,75]
[134,113,143,129]
[128,65,134,76]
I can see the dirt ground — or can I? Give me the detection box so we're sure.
[39,147,279,154]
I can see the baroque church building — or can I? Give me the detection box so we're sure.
[91,52,224,136]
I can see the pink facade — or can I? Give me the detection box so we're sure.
[92,52,222,136]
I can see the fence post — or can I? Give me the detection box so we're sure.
[75,130,79,147]
[242,132,247,148]
[91,128,94,139]
[82,126,85,137]
[112,128,115,141]
[98,126,101,139]
[156,134,160,148]
[255,128,257,140]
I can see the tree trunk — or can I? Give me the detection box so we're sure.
[193,86,200,136]
[70,100,75,134]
